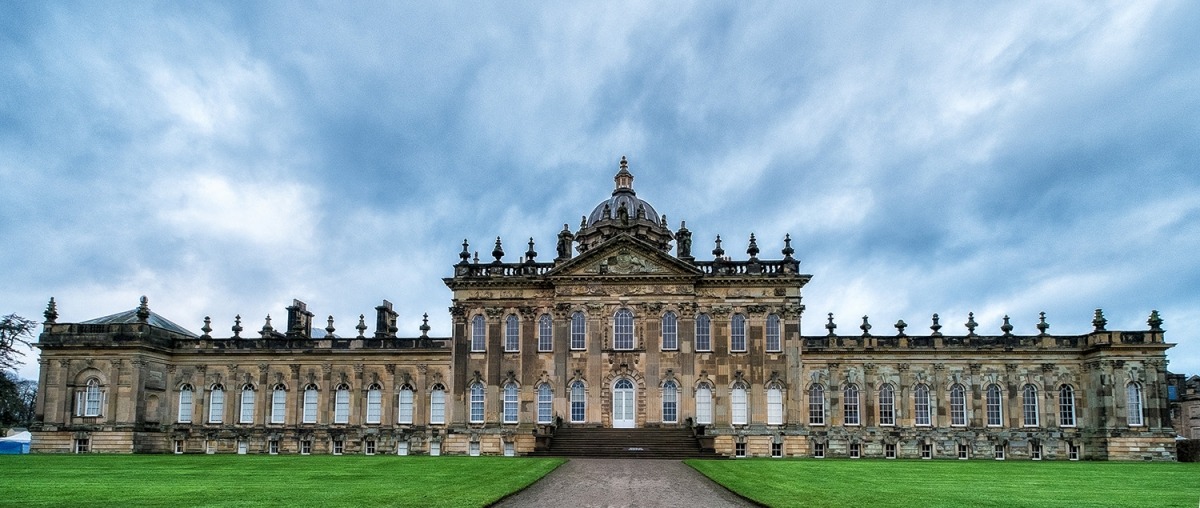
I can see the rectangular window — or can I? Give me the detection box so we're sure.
[178,389,193,423]
[209,389,225,423]
[269,440,279,455]
[879,386,895,426]
[994,444,1005,460]
[174,440,184,454]
[366,389,382,424]
[303,389,318,424]
[469,441,480,457]
[843,386,860,426]
[950,386,967,427]
[430,389,445,424]
[766,314,781,352]
[695,386,712,425]
[849,443,861,459]
[808,386,825,426]
[206,440,215,454]
[1059,387,1077,427]
[813,442,825,458]
[74,438,89,454]
[364,440,376,455]
[396,441,408,456]
[1031,444,1042,460]
[399,389,414,424]
[767,387,783,425]
[504,442,515,457]
[771,442,783,458]
[505,316,520,352]
[885,443,896,459]
[731,386,748,425]
[471,315,486,352]
[614,310,634,350]
[300,440,311,455]
[503,386,519,424]
[237,440,248,455]
[662,386,678,423]
[240,390,255,424]
[332,439,344,455]
[1068,443,1080,461]
[271,389,286,424]
[334,389,350,424]
[734,441,747,458]
[538,315,553,352]
[429,441,441,456]
[986,385,1003,427]
[570,312,586,350]
[958,444,968,460]
[662,312,678,351]
[571,383,587,423]
[695,315,711,352]
[730,314,746,352]
[920,443,932,459]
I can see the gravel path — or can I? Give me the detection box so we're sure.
[492,458,758,508]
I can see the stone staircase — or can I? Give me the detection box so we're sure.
[528,426,723,459]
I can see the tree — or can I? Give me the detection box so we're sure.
[0,371,36,429]
[0,313,36,371]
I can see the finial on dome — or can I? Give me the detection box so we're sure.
[136,296,150,323]
[614,155,633,191]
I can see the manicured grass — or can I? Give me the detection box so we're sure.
[687,458,1200,508]
[0,454,563,507]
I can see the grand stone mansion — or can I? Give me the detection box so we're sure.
[31,158,1176,460]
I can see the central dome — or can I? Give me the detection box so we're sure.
[574,156,676,254]
[585,156,661,226]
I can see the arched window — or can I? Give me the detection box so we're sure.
[208,384,225,423]
[83,379,103,417]
[178,384,194,423]
[914,384,931,426]
[695,313,712,352]
[661,311,678,351]
[429,384,445,425]
[303,384,319,423]
[1126,382,1144,426]
[1059,385,1076,427]
[334,383,351,424]
[503,382,519,423]
[662,381,678,423]
[766,314,781,352]
[570,381,586,423]
[878,384,895,426]
[731,381,748,425]
[398,384,414,424]
[696,383,713,425]
[240,385,255,424]
[505,314,520,352]
[471,315,486,352]
[469,382,485,423]
[1022,384,1039,427]
[730,314,747,352]
[950,384,967,427]
[270,385,286,424]
[538,314,553,352]
[808,384,825,425]
[366,383,382,424]
[843,385,860,425]
[570,312,586,350]
[767,383,783,425]
[537,384,553,424]
[986,384,1003,426]
[614,309,634,350]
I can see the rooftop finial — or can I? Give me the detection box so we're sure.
[614,155,633,191]
[201,316,212,339]
[420,313,431,338]
[1037,312,1049,335]
[231,314,242,338]
[459,239,470,264]
[1092,308,1107,332]
[712,235,725,258]
[525,237,537,262]
[1148,310,1163,332]
[782,234,795,259]
[136,296,150,323]
[492,236,504,263]
[44,297,58,324]
[326,315,336,338]
[747,233,759,260]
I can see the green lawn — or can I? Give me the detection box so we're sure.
[687,459,1200,508]
[0,455,563,507]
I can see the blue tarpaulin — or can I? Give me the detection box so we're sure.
[0,431,31,454]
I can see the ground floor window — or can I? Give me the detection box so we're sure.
[813,442,825,458]
[885,443,896,459]
[74,438,89,454]
[504,442,515,457]
[849,443,861,459]
[994,444,1005,460]
[1068,443,1080,461]
[300,440,312,455]
[469,441,480,456]
[206,440,215,454]
[957,444,968,460]
[396,441,408,456]
[771,442,783,458]
[237,440,248,455]
[268,440,279,455]
[920,443,932,459]
[734,441,747,458]
[1031,444,1042,460]
[430,441,441,456]
[364,440,376,455]
[174,440,184,454]
[332,439,344,455]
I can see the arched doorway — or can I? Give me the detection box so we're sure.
[612,378,635,428]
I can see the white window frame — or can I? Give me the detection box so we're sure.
[695,314,711,352]
[1022,384,1039,427]
[767,385,783,425]
[270,385,286,424]
[695,383,713,425]
[239,385,255,424]
[208,385,225,423]
[613,309,634,350]
[843,384,860,426]
[1059,384,1076,427]
[303,385,319,424]
[986,384,1003,427]
[430,385,446,425]
[950,383,967,427]
[398,385,414,424]
[334,384,351,424]
[570,311,586,350]
[537,383,553,424]
[731,382,748,425]
[914,384,931,427]
[662,381,678,423]
[365,384,382,424]
[730,313,746,352]
[178,384,194,423]
[1126,382,1144,426]
[661,311,678,351]
[83,379,103,417]
[570,381,586,423]
[765,313,781,352]
[471,314,486,352]
[878,384,895,426]
[504,314,520,352]
[503,382,519,424]
[538,314,552,352]
[469,382,485,423]
[808,384,825,426]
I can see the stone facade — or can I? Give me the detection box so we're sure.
[32,158,1176,460]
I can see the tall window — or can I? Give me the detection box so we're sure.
[178,384,194,423]
[766,314,781,352]
[1022,384,1039,427]
[730,314,747,352]
[1126,382,1144,426]
[808,384,825,425]
[430,384,445,424]
[662,381,678,423]
[538,314,553,352]
[1059,385,1076,427]
[240,385,255,424]
[950,384,967,427]
[695,313,712,352]
[366,384,382,424]
[614,309,634,350]
[843,385,860,425]
[271,385,286,424]
[503,383,519,423]
[83,379,103,417]
[767,384,783,425]
[334,384,351,424]
[537,384,553,424]
[986,384,1003,426]
[471,314,486,352]
[469,382,485,423]
[303,384,318,423]
[398,385,414,424]
[504,315,520,352]
[696,383,713,425]
[878,384,895,426]
[662,312,678,350]
[731,381,748,425]
[570,381,586,422]
[914,384,931,426]
[209,385,225,423]
[570,312,586,350]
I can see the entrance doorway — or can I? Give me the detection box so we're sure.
[613,379,635,428]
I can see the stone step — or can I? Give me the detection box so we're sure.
[531,427,723,459]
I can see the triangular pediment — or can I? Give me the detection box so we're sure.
[547,233,702,278]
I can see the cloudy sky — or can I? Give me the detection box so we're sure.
[3,2,1198,381]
